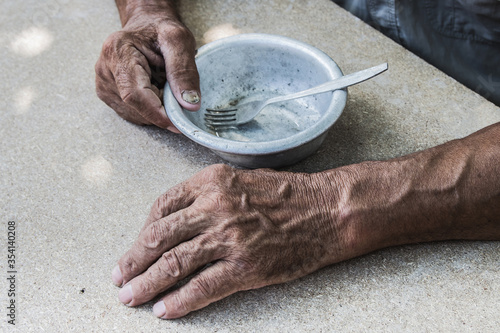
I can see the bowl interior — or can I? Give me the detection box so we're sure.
[165,34,346,155]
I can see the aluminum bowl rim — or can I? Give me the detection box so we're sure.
[164,33,347,156]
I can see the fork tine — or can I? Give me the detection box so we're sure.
[204,111,236,117]
[204,115,236,124]
[204,112,236,119]
[204,108,238,127]
[205,108,237,114]
[204,114,236,120]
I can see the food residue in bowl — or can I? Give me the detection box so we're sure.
[204,93,322,142]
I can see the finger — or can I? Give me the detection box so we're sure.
[117,206,209,285]
[147,84,180,133]
[112,49,174,129]
[153,261,245,319]
[143,163,227,228]
[119,233,223,307]
[158,26,201,111]
[113,173,204,287]
[144,181,199,228]
[95,57,152,125]
[113,165,223,287]
[103,89,152,125]
[148,84,180,133]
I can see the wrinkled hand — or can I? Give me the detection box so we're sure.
[95,13,200,131]
[112,164,351,319]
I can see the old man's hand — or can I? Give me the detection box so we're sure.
[111,164,352,319]
[95,4,200,131]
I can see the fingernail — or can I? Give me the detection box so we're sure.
[181,90,200,104]
[118,284,133,305]
[153,301,166,318]
[112,265,123,286]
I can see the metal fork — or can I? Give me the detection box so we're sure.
[204,63,388,128]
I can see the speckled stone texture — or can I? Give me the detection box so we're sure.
[1,0,499,332]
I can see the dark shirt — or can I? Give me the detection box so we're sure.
[333,0,500,105]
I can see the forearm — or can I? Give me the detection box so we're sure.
[321,122,500,258]
[115,0,180,26]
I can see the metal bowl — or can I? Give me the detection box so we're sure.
[164,33,347,168]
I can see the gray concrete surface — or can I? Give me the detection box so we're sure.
[1,0,499,332]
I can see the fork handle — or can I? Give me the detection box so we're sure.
[265,63,388,106]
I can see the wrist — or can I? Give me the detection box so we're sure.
[116,0,179,27]
[330,160,419,253]
[308,167,368,263]
[318,129,500,259]
[315,155,456,261]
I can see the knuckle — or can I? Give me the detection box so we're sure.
[224,258,260,287]
[149,194,167,221]
[203,164,235,188]
[115,70,149,105]
[94,64,114,102]
[120,87,139,105]
[192,164,229,192]
[233,258,256,277]
[167,67,199,85]
[161,23,194,44]
[190,276,213,300]
[142,223,168,251]
[101,31,126,56]
[211,192,235,213]
[135,274,160,297]
[95,80,112,102]
[94,60,106,78]
[207,163,233,175]
[227,228,247,246]
[160,249,182,278]
[119,256,141,279]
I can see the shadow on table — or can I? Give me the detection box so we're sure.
[132,240,497,327]
[287,95,413,173]
[138,94,413,173]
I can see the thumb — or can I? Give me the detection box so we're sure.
[159,26,201,112]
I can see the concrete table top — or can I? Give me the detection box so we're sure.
[1,0,499,331]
